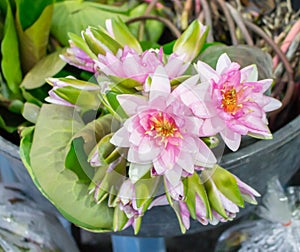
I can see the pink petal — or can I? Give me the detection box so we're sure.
[220,129,241,151]
[123,56,143,80]
[242,115,270,134]
[198,117,225,136]
[178,74,200,89]
[235,176,260,197]
[129,130,143,145]
[45,96,74,107]
[218,192,239,213]
[128,147,144,163]
[148,195,169,209]
[216,53,232,75]
[158,148,176,170]
[149,66,171,101]
[119,180,135,204]
[229,122,249,135]
[195,194,209,225]
[179,201,190,229]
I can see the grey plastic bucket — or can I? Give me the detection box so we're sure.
[0,115,299,236]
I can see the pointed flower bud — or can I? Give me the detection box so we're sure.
[106,18,143,54]
[82,26,122,56]
[173,20,208,62]
[113,179,148,234]
[60,41,96,73]
[45,77,101,109]
[202,165,260,223]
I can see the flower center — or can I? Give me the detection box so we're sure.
[146,112,182,147]
[221,87,242,114]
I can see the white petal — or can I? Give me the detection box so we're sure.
[260,79,273,93]
[263,97,282,112]
[196,61,219,82]
[165,177,184,200]
[220,129,241,151]
[110,127,130,147]
[218,192,239,213]
[129,162,152,183]
[177,154,194,174]
[149,66,171,102]
[153,157,166,175]
[180,74,200,87]
[216,53,232,75]
[194,139,217,167]
[241,65,258,82]
[165,166,182,187]
[105,19,114,37]
[117,94,148,116]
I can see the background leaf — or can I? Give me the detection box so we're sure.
[1,0,22,97]
[50,1,129,46]
[22,102,40,124]
[29,104,113,231]
[21,49,67,89]
[15,0,53,30]
[16,3,53,73]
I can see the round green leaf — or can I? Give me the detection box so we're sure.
[29,104,113,231]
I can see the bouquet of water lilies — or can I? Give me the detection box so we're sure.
[20,18,282,234]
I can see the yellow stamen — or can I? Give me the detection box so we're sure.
[146,112,183,147]
[221,87,242,114]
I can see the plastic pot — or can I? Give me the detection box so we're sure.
[0,115,299,237]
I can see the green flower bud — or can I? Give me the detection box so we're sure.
[107,17,142,54]
[173,20,208,62]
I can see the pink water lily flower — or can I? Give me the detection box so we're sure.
[175,53,282,151]
[110,66,216,187]
[96,46,189,89]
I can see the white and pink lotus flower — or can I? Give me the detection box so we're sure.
[24,18,281,235]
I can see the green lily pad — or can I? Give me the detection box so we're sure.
[29,104,113,231]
